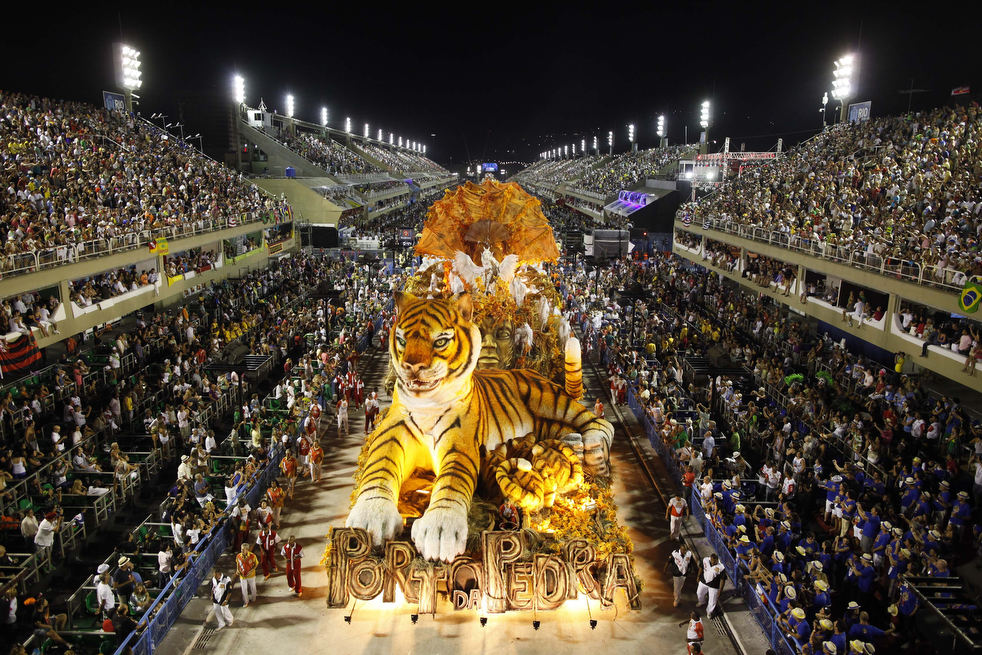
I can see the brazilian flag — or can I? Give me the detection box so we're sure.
[959,280,982,314]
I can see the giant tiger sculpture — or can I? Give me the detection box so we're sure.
[346,290,614,562]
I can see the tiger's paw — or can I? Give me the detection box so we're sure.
[411,505,468,562]
[583,430,611,477]
[346,496,403,546]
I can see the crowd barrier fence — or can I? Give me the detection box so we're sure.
[626,385,799,655]
[114,440,286,655]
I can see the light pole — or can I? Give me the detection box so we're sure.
[699,100,711,149]
[321,107,329,127]
[166,122,185,140]
[820,92,829,129]
[150,112,168,128]
[831,54,856,123]
[232,74,245,171]
[581,138,586,156]
[116,44,142,113]
[628,123,636,152]
[656,115,666,147]
[608,130,613,155]
[593,135,598,155]
[188,133,203,152]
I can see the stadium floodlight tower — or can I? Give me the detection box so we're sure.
[232,75,245,171]
[423,145,426,155]
[820,92,828,128]
[116,44,142,112]
[657,115,666,147]
[831,54,856,123]
[233,75,245,106]
[593,135,598,155]
[389,132,394,145]
[581,138,586,156]
[377,128,383,141]
[628,123,636,152]
[321,106,329,127]
[699,100,710,148]
[607,130,613,155]
[285,94,295,118]
[345,117,352,133]
[398,136,403,148]
[364,123,370,140]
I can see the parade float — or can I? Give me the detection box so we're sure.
[325,179,640,614]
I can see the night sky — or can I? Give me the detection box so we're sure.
[2,3,976,169]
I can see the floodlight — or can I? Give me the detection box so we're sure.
[831,54,856,101]
[321,107,328,126]
[233,75,245,104]
[389,132,394,144]
[119,44,142,91]
[628,123,635,142]
[377,128,383,141]
[700,100,710,129]
[285,94,295,118]
[345,117,352,133]
[656,115,665,138]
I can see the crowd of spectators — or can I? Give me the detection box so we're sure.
[557,250,982,653]
[358,143,447,174]
[2,251,403,651]
[514,154,607,188]
[0,92,291,273]
[355,180,408,197]
[283,133,382,175]
[679,105,982,284]
[576,144,695,195]
[2,292,61,337]
[69,266,159,305]
[165,249,218,278]
[516,145,695,197]
[338,198,430,237]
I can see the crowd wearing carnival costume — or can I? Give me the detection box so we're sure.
[556,247,982,654]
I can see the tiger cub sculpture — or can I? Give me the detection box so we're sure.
[346,291,614,562]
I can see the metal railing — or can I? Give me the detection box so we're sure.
[0,213,270,280]
[678,216,970,292]
[113,440,286,655]
[623,384,798,655]
[690,492,798,655]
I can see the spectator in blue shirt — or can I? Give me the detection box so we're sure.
[847,612,888,641]
[856,505,880,553]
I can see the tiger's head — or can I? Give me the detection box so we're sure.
[391,291,481,405]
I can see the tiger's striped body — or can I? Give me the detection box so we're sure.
[346,291,613,562]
